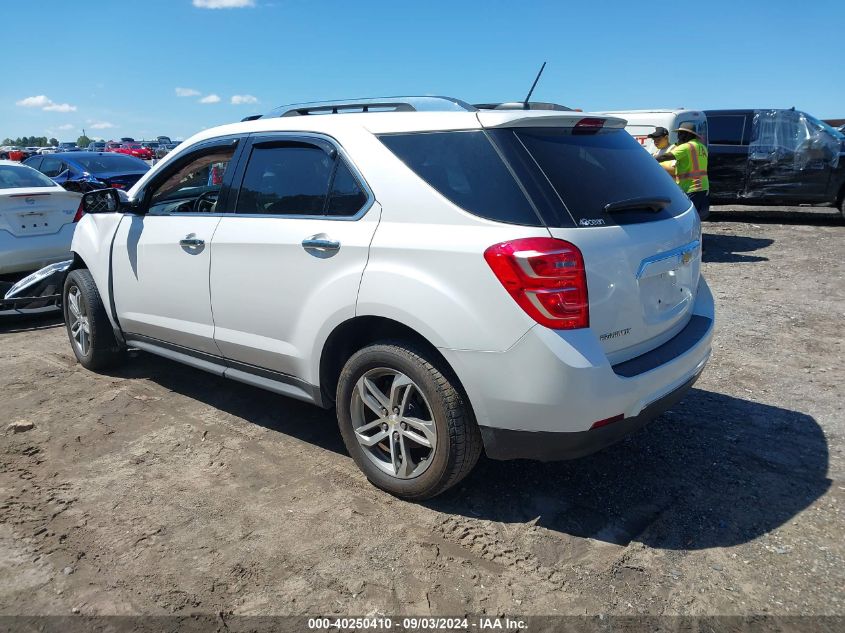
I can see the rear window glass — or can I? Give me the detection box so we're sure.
[0,165,57,189]
[492,127,691,226]
[378,131,541,226]
[74,154,149,174]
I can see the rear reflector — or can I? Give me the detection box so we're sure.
[484,237,589,329]
[590,414,624,430]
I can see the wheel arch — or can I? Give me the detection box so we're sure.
[318,315,471,413]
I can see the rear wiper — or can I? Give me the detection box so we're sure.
[603,197,671,214]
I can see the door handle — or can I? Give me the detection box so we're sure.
[179,235,205,247]
[302,235,340,252]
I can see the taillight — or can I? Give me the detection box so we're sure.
[73,200,84,222]
[484,237,589,330]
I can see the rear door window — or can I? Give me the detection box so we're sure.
[41,157,64,177]
[707,115,747,145]
[378,131,541,226]
[492,127,690,226]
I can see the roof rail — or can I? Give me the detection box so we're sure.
[241,114,262,122]
[264,96,477,118]
[474,102,574,112]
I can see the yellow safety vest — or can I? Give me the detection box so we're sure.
[673,139,709,193]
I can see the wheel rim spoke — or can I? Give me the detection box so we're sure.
[357,376,390,416]
[357,428,389,447]
[68,290,80,319]
[402,416,435,448]
[389,373,413,412]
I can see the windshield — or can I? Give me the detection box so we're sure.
[124,143,142,149]
[0,164,58,189]
[74,154,150,174]
[805,114,845,141]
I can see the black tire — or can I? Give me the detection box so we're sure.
[336,341,482,500]
[63,269,125,370]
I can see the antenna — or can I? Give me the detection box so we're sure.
[524,62,547,107]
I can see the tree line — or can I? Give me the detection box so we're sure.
[2,135,95,148]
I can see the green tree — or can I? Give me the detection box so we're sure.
[49,138,59,147]
[77,135,92,148]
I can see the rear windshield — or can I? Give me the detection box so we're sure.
[0,165,57,189]
[492,127,691,226]
[74,154,149,174]
[379,127,690,228]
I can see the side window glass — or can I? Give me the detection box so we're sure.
[25,157,42,172]
[236,145,333,215]
[148,146,235,215]
[327,161,368,216]
[707,115,746,145]
[41,157,62,177]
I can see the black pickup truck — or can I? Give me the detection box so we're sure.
[705,109,845,218]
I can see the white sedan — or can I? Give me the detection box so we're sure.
[0,160,82,276]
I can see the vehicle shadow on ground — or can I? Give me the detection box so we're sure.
[109,350,348,455]
[429,388,830,550]
[702,233,773,263]
[117,350,830,551]
[709,207,843,226]
[0,312,63,334]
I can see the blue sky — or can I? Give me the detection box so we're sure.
[2,0,843,142]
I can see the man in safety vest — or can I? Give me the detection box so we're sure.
[655,122,709,220]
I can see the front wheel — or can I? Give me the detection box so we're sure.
[63,269,125,370]
[336,342,482,500]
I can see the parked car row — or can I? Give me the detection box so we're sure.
[23,152,150,193]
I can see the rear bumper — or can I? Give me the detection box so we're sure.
[0,225,75,275]
[440,277,714,461]
[480,371,700,461]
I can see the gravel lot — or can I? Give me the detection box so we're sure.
[1,206,843,619]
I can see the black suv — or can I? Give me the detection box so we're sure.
[705,109,845,217]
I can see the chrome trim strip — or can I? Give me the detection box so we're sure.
[636,239,700,280]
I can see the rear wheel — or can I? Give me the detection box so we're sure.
[63,269,124,370]
[336,342,482,500]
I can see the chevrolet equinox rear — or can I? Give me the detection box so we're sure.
[65,97,714,500]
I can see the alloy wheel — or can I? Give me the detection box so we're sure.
[350,368,437,479]
[67,285,90,357]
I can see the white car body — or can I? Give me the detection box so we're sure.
[68,97,713,478]
[598,109,709,153]
[0,160,81,275]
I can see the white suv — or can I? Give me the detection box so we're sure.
[64,97,714,499]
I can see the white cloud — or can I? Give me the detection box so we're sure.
[90,121,115,130]
[43,103,77,112]
[192,0,255,8]
[17,95,52,108]
[175,87,201,97]
[199,94,221,104]
[57,123,75,130]
[16,95,78,112]
[231,94,259,105]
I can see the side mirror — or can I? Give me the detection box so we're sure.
[81,188,121,213]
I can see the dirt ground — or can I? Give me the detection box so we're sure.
[1,206,843,620]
